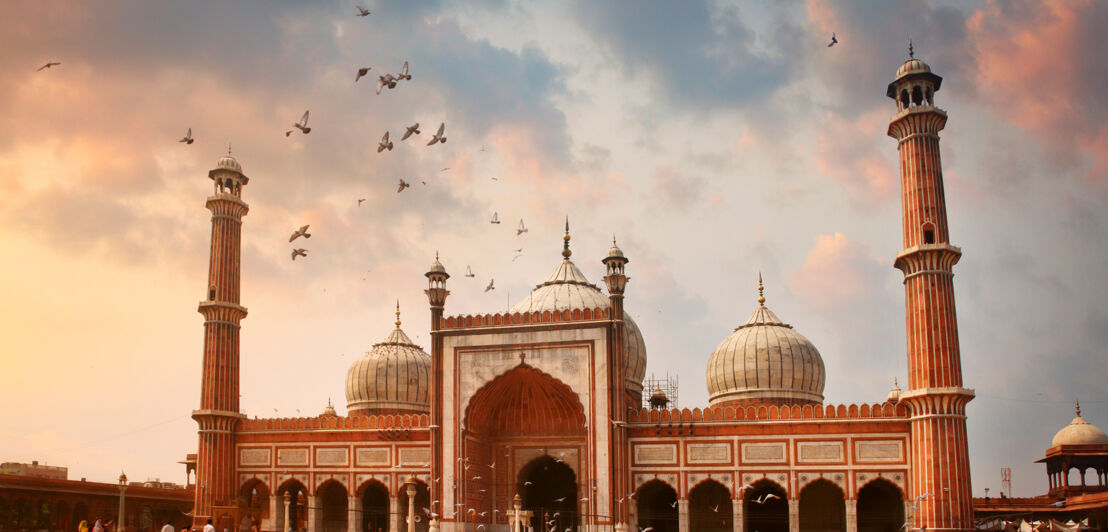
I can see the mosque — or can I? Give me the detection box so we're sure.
[186,55,989,532]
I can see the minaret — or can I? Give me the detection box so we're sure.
[886,49,975,532]
[193,149,249,527]
[601,234,630,531]
[424,252,450,528]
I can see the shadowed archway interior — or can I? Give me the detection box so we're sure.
[857,480,904,532]
[360,482,389,532]
[636,480,678,532]
[745,480,788,532]
[799,480,845,532]
[690,480,732,532]
[518,456,577,532]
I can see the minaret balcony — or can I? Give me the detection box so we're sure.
[894,243,962,278]
[197,300,249,320]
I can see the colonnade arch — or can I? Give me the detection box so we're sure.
[239,478,271,530]
[799,479,845,532]
[276,479,309,532]
[397,480,429,532]
[689,480,731,532]
[358,481,390,532]
[744,480,788,532]
[635,480,677,532]
[317,481,348,532]
[856,479,904,532]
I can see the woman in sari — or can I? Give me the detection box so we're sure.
[78,520,90,532]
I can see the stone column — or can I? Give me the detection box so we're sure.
[282,493,291,532]
[787,500,799,532]
[677,500,689,532]
[307,496,320,532]
[349,496,361,532]
[845,500,857,532]
[265,496,278,532]
[406,479,417,532]
[389,497,401,532]
[627,500,638,532]
[732,500,743,532]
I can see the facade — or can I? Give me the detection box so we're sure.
[0,463,67,481]
[0,475,192,532]
[190,56,977,532]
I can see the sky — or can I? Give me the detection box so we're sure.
[1,0,1105,498]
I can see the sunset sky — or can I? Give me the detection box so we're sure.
[1,1,1105,497]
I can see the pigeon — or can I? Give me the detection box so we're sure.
[465,266,475,278]
[517,219,528,236]
[514,248,522,253]
[916,493,932,501]
[440,167,450,172]
[554,497,566,503]
[478,512,487,517]
[376,74,397,95]
[421,181,427,185]
[289,225,311,242]
[472,475,482,480]
[355,67,371,82]
[427,123,446,145]
[828,32,838,47]
[485,279,495,292]
[579,497,589,502]
[754,493,780,504]
[490,212,500,224]
[37,62,61,71]
[670,501,678,508]
[397,179,410,193]
[402,123,421,141]
[179,128,194,144]
[476,526,486,532]
[640,528,654,532]
[291,248,308,260]
[356,6,371,16]
[397,61,411,81]
[712,504,719,513]
[512,253,523,262]
[523,481,533,486]
[378,131,394,153]
[358,198,365,206]
[292,110,311,134]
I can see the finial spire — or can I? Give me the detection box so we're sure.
[909,39,915,59]
[1076,400,1082,417]
[395,300,401,327]
[757,272,766,306]
[562,216,572,260]
[227,143,232,156]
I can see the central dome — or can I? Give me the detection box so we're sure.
[706,281,825,407]
[509,233,646,397]
[345,306,431,415]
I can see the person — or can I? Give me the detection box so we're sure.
[162,520,175,532]
[203,519,215,532]
[239,514,253,532]
[78,520,89,532]
[93,520,105,532]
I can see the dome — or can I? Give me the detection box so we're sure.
[509,256,647,395]
[215,153,242,174]
[706,287,825,407]
[606,238,626,261]
[896,58,931,79]
[1051,402,1108,447]
[427,252,447,276]
[345,310,430,415]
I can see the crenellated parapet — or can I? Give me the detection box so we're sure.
[628,402,908,423]
[441,307,610,329]
[239,413,430,432]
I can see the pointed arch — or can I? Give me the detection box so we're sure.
[799,478,845,532]
[636,480,678,532]
[857,478,905,532]
[464,364,586,437]
[689,479,732,532]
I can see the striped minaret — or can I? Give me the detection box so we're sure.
[887,49,975,532]
[193,149,250,528]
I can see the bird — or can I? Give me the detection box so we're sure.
[712,504,720,513]
[554,497,566,503]
[484,280,495,292]
[291,110,311,134]
[440,167,450,172]
[291,248,308,260]
[472,475,482,480]
[421,180,427,185]
[37,62,61,71]
[427,123,446,145]
[355,67,371,82]
[376,74,397,95]
[478,512,487,517]
[398,179,410,193]
[828,32,838,47]
[397,61,411,81]
[640,528,654,532]
[356,6,371,16]
[517,219,528,236]
[402,123,421,141]
[476,526,485,532]
[523,481,533,486]
[579,497,589,502]
[754,493,780,504]
[378,131,394,152]
[289,225,311,242]
[357,198,365,206]
[670,501,678,508]
[465,266,475,278]
[514,247,522,253]
[490,212,500,224]
[916,493,932,501]
[179,128,194,144]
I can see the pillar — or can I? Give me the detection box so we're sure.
[732,500,743,532]
[677,500,689,532]
[788,500,798,532]
[307,496,320,532]
[282,493,291,532]
[266,496,279,532]
[389,498,401,532]
[349,496,361,532]
[845,500,857,532]
[406,481,417,532]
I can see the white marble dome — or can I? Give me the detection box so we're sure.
[510,257,647,396]
[1052,403,1108,447]
[215,153,242,173]
[706,295,825,407]
[896,58,932,79]
[345,316,430,415]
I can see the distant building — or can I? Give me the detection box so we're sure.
[0,462,67,481]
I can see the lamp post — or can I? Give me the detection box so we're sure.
[118,472,128,532]
[405,476,417,532]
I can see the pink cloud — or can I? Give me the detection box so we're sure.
[787,232,886,311]
[813,109,898,202]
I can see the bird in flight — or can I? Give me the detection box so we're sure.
[440,167,450,172]
[554,497,566,503]
[579,497,589,502]
[753,493,780,504]
[465,265,475,278]
[356,6,371,16]
[427,123,447,145]
[179,128,194,144]
[289,225,311,242]
[376,74,397,95]
[378,131,394,152]
[402,123,421,141]
[512,253,522,262]
[291,248,308,261]
[523,481,533,486]
[484,279,495,292]
[288,111,310,135]
[828,32,838,47]
[358,198,365,206]
[355,67,371,82]
[397,179,410,193]
[396,61,411,81]
[514,247,522,253]
[490,212,500,224]
[517,219,528,236]
[670,500,678,508]
[712,504,720,513]
[640,528,654,532]
[37,62,61,71]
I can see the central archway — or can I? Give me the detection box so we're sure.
[690,481,732,532]
[799,480,844,532]
[636,480,678,532]
[518,456,577,531]
[744,480,788,532]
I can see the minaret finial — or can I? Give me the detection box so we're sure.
[757,272,766,306]
[227,143,232,156]
[1076,400,1082,417]
[395,299,401,327]
[562,216,572,260]
[909,39,915,59]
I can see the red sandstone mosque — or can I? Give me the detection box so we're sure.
[180,55,1103,532]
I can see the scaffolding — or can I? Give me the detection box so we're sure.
[642,373,679,410]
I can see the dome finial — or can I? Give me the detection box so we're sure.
[909,39,914,59]
[562,216,572,260]
[757,272,766,306]
[1076,400,1082,417]
[395,300,402,327]
[227,143,232,156]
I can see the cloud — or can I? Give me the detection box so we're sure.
[813,108,899,202]
[788,232,887,311]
